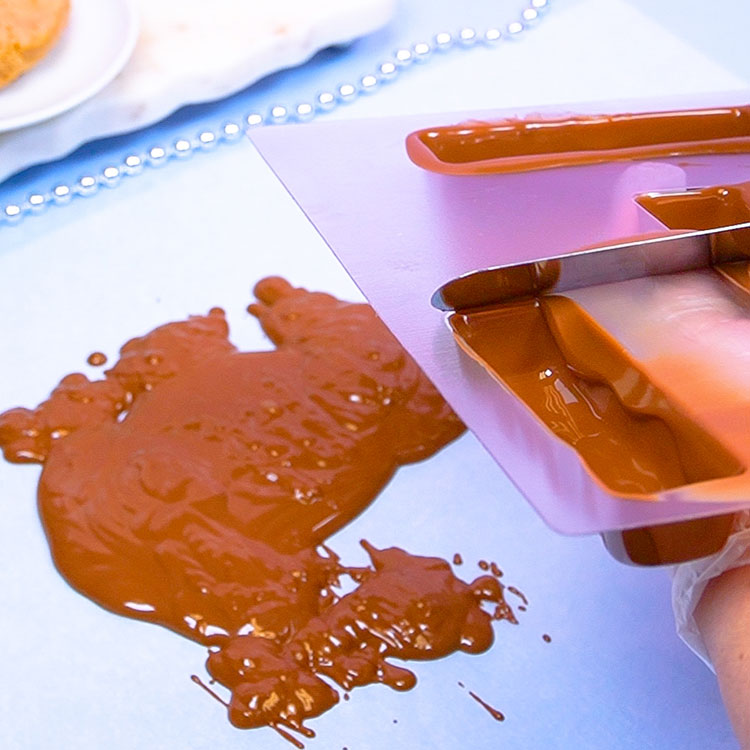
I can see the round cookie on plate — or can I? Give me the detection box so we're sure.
[0,0,70,87]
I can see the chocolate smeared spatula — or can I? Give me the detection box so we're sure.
[432,222,750,314]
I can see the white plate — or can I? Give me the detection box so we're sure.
[0,0,394,182]
[0,0,139,133]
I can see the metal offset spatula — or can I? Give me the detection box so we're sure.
[432,223,750,312]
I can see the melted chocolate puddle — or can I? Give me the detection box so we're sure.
[0,277,518,743]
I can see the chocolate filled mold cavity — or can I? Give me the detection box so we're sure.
[448,295,744,498]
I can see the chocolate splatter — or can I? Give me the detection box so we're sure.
[0,278,518,745]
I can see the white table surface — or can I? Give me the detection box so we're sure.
[1,1,749,748]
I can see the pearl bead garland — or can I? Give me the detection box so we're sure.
[0,0,551,225]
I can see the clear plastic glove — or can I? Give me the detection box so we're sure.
[673,510,750,748]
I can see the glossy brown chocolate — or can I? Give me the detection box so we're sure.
[0,278,520,743]
[406,105,750,175]
[468,691,505,722]
[86,351,107,367]
[508,586,528,607]
[608,513,737,566]
[434,260,560,312]
[448,295,743,497]
[638,183,750,231]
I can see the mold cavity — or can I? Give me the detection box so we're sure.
[449,295,743,497]
[636,180,750,294]
[636,183,750,231]
[604,513,736,567]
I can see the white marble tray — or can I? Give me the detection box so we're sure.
[0,0,395,183]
